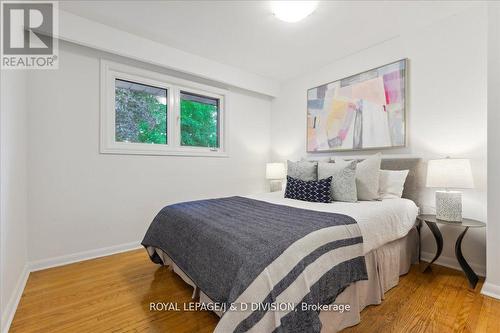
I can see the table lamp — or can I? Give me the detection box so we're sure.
[426,157,474,222]
[266,163,286,192]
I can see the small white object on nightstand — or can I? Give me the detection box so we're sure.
[266,163,286,192]
[426,157,474,222]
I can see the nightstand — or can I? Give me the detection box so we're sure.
[417,214,485,289]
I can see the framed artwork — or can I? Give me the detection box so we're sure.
[307,59,407,152]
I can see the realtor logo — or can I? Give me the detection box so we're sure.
[1,1,58,69]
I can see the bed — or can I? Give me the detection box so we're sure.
[142,158,422,333]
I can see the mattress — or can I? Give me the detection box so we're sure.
[244,191,419,254]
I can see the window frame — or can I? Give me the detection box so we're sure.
[100,60,228,157]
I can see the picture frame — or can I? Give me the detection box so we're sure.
[306,59,407,152]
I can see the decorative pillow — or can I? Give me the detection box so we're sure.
[287,160,317,181]
[379,169,409,199]
[284,176,332,203]
[318,161,357,202]
[334,153,382,200]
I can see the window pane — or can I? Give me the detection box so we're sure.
[115,79,167,144]
[180,91,219,148]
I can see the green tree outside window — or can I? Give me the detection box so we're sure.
[115,86,167,144]
[114,81,220,148]
[180,99,219,148]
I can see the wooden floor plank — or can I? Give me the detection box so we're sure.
[9,249,500,333]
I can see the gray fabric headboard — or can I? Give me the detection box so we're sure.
[306,157,424,207]
[303,157,425,207]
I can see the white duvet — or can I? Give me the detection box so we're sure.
[245,191,419,254]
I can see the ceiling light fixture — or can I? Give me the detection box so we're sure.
[270,1,318,23]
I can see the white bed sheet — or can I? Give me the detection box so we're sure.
[244,191,419,254]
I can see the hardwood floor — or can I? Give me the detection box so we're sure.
[10,249,500,333]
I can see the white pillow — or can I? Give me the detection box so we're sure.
[335,153,382,201]
[379,169,409,199]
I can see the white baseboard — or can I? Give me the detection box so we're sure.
[30,241,142,272]
[420,251,486,277]
[481,281,500,300]
[1,264,30,333]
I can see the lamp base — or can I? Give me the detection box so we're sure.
[436,191,462,222]
[269,180,282,192]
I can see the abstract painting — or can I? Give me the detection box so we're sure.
[307,59,407,152]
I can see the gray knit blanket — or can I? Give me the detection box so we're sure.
[142,196,367,333]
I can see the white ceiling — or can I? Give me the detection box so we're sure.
[60,1,474,82]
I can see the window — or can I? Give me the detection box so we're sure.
[180,91,219,149]
[100,61,226,156]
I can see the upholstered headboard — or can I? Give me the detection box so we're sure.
[345,158,423,205]
[306,157,424,207]
[380,158,423,207]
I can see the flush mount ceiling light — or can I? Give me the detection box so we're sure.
[270,1,318,23]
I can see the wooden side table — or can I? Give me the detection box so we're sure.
[417,214,485,289]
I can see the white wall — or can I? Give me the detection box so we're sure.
[484,3,500,298]
[26,41,272,264]
[0,70,29,330]
[271,7,488,272]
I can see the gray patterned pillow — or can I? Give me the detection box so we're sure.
[334,153,382,200]
[287,160,317,181]
[318,161,357,202]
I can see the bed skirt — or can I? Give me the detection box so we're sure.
[149,227,419,333]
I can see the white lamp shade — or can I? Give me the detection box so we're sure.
[426,158,474,189]
[266,163,286,180]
